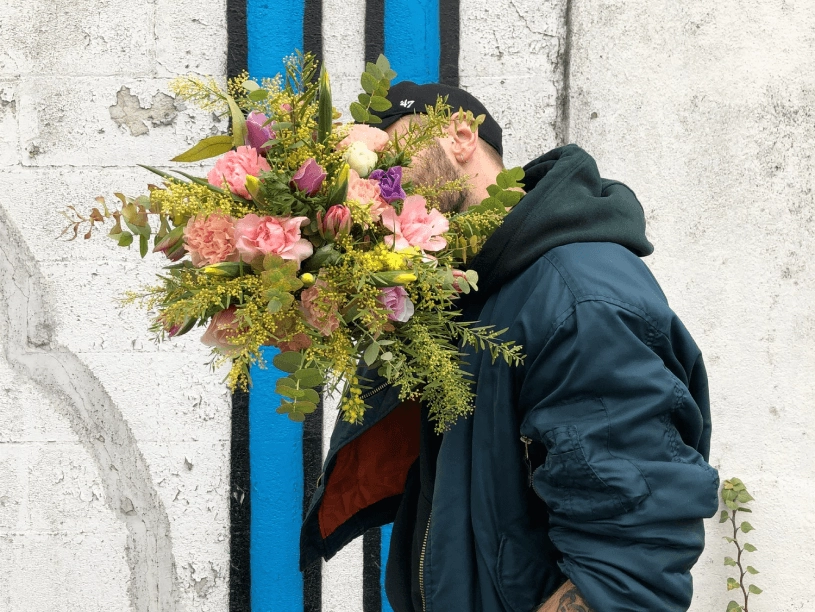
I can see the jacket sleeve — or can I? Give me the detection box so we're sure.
[518,298,719,612]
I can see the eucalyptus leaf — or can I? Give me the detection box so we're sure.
[361,72,378,95]
[272,351,303,373]
[248,89,269,102]
[301,388,321,404]
[365,62,384,80]
[293,368,322,388]
[288,411,306,422]
[293,400,318,414]
[369,95,392,112]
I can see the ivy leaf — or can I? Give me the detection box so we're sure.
[745,566,759,575]
[171,135,234,162]
[719,510,730,523]
[740,521,754,533]
[726,577,740,591]
[737,490,754,503]
[748,585,762,595]
[743,543,757,552]
[726,602,742,612]
[724,557,737,567]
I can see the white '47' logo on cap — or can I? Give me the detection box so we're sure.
[400,100,415,108]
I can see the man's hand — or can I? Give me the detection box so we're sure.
[534,580,595,612]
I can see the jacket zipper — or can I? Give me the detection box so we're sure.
[419,510,432,612]
[521,435,533,487]
[360,381,390,400]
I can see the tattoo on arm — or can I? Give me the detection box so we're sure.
[556,584,594,612]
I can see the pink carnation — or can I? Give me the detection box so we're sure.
[300,280,341,336]
[207,146,271,199]
[233,214,313,266]
[339,124,390,152]
[201,307,245,357]
[347,169,390,222]
[183,213,239,267]
[380,195,449,252]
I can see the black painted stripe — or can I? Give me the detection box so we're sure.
[363,528,383,612]
[226,0,248,79]
[365,0,385,65]
[229,389,252,612]
[303,0,323,64]
[439,0,460,86]
[302,393,324,612]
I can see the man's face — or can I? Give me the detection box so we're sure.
[384,117,478,214]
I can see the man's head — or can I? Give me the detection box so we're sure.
[369,81,505,213]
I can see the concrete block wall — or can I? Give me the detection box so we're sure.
[1,0,813,610]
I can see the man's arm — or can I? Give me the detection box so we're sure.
[535,580,594,612]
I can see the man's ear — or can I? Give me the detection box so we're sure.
[449,112,479,164]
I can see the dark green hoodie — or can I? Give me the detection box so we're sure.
[301,145,718,612]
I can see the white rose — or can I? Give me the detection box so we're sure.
[343,141,378,178]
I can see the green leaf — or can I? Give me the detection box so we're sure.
[278,386,306,400]
[317,66,333,144]
[375,54,391,75]
[293,400,318,414]
[724,557,737,567]
[745,566,759,575]
[737,490,754,503]
[722,537,736,544]
[363,342,379,366]
[272,351,303,374]
[125,220,151,238]
[726,601,742,612]
[737,507,752,513]
[248,89,269,102]
[118,231,133,247]
[242,80,260,92]
[139,233,149,258]
[350,101,369,123]
[293,368,322,388]
[170,135,234,163]
[365,62,384,81]
[726,577,740,591]
[276,378,297,390]
[301,388,321,404]
[719,510,730,523]
[748,584,762,595]
[725,499,739,510]
[226,95,247,148]
[366,115,382,125]
[740,521,754,533]
[276,400,294,414]
[369,95,392,112]
[361,72,378,95]
[743,543,757,552]
[288,411,306,422]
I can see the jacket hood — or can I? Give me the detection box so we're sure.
[469,144,654,297]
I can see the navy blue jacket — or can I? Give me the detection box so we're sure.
[301,146,719,611]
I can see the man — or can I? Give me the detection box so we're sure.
[301,82,720,611]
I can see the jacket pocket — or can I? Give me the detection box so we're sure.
[525,399,651,521]
[496,533,561,612]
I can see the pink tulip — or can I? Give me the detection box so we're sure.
[291,158,326,196]
[317,205,352,241]
[246,111,275,153]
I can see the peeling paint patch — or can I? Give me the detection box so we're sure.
[109,86,180,136]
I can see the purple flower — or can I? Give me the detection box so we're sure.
[291,158,327,196]
[370,166,407,203]
[246,111,275,153]
[378,286,415,323]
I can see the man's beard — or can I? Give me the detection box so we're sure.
[407,140,479,213]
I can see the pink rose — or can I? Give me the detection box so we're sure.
[380,195,449,252]
[347,169,389,221]
[201,307,245,356]
[317,205,352,241]
[276,332,312,353]
[183,213,239,267]
[300,280,341,336]
[378,286,415,323]
[339,125,390,152]
[234,214,314,266]
[207,146,271,199]
[291,158,327,196]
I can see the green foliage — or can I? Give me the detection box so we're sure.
[350,55,396,124]
[171,135,234,162]
[720,478,761,612]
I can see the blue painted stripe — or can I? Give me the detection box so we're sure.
[380,523,394,612]
[247,0,305,77]
[246,1,308,609]
[385,0,440,84]
[249,346,304,611]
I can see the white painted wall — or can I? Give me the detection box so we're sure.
[1,0,812,610]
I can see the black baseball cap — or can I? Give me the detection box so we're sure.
[369,81,503,157]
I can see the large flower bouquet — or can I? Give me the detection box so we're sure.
[66,53,525,431]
